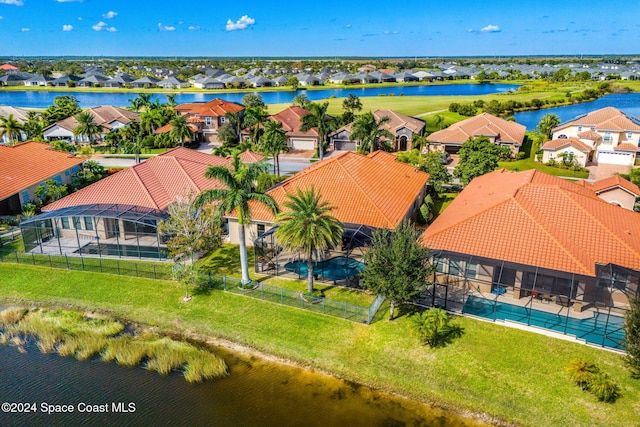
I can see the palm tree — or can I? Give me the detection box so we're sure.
[260,120,289,176]
[73,111,101,145]
[537,113,561,139]
[165,93,178,108]
[0,114,24,146]
[350,112,395,154]
[23,111,44,141]
[194,155,279,285]
[223,111,244,145]
[128,93,153,111]
[123,135,145,164]
[103,129,123,153]
[275,187,343,293]
[244,106,268,145]
[300,102,337,161]
[140,108,166,135]
[169,114,193,147]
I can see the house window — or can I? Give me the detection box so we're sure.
[84,216,94,231]
[205,117,212,126]
[257,223,265,237]
[627,132,634,140]
[434,257,446,274]
[21,191,30,203]
[72,166,80,174]
[604,132,612,142]
[65,170,70,177]
[466,261,479,279]
[72,216,81,229]
[220,116,226,124]
[53,175,63,185]
[449,258,463,277]
[60,217,70,229]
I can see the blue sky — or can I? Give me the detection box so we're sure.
[0,1,639,57]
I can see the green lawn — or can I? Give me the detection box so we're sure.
[498,157,589,179]
[1,263,638,427]
[431,193,459,221]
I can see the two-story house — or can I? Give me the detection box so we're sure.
[546,107,640,166]
[175,98,245,144]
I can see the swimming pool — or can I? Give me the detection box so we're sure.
[284,256,364,281]
[463,296,625,349]
[76,243,167,259]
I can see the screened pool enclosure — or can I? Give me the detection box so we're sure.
[253,223,375,287]
[423,250,638,350]
[20,204,170,260]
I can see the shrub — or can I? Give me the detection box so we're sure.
[588,372,621,403]
[565,359,600,390]
[411,308,464,348]
[624,297,640,378]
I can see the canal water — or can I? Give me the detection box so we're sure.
[0,341,489,427]
[0,83,518,108]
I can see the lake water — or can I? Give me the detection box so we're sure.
[514,92,640,130]
[0,83,519,108]
[0,340,487,427]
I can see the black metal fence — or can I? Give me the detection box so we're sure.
[0,249,384,324]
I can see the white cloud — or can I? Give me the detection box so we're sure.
[188,25,200,31]
[77,17,83,21]
[158,23,176,31]
[0,0,24,5]
[480,24,501,33]
[225,15,255,31]
[383,30,399,35]
[92,21,116,32]
[467,28,474,33]
[21,27,29,32]
[102,11,117,19]
[62,24,73,31]
[345,24,351,29]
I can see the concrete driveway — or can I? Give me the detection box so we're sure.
[587,163,631,181]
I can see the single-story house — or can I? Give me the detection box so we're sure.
[267,106,320,151]
[20,148,232,259]
[43,106,139,143]
[0,106,30,144]
[551,107,640,166]
[330,109,425,152]
[157,76,189,89]
[427,112,526,155]
[130,76,161,89]
[422,168,640,348]
[541,137,592,167]
[0,141,84,215]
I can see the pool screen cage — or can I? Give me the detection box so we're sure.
[254,223,375,288]
[420,250,639,349]
[20,204,170,260]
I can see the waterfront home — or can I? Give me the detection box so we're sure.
[192,76,226,89]
[0,141,83,215]
[550,107,640,166]
[575,174,640,211]
[157,76,189,89]
[330,109,425,152]
[104,73,135,88]
[50,75,81,87]
[130,76,161,89]
[174,98,245,144]
[421,168,640,348]
[43,106,139,143]
[20,148,231,259]
[24,74,51,87]
[427,112,526,156]
[0,106,30,144]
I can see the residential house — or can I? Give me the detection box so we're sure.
[0,141,84,215]
[130,76,161,89]
[20,148,233,258]
[227,150,429,248]
[0,106,30,144]
[104,73,135,88]
[77,74,109,88]
[330,109,425,152]
[575,175,640,210]
[24,74,51,87]
[267,106,319,151]
[0,73,28,86]
[427,112,526,155]
[421,168,640,348]
[157,76,189,89]
[174,98,245,144]
[540,137,592,167]
[192,76,226,89]
[43,106,139,143]
[550,107,640,166]
[247,76,274,87]
[0,63,19,72]
[50,75,81,87]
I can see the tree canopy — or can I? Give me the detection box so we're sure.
[350,112,395,154]
[43,95,81,126]
[453,136,510,185]
[537,114,561,140]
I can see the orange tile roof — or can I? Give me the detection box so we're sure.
[44,148,230,212]
[615,143,640,152]
[422,169,640,277]
[427,113,526,145]
[236,150,265,163]
[554,107,640,132]
[590,175,640,196]
[175,98,244,117]
[153,123,198,134]
[577,130,601,140]
[268,106,319,137]
[0,63,18,70]
[0,141,84,201]
[245,150,429,229]
[541,137,592,152]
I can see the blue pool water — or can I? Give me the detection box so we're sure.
[284,256,364,281]
[463,296,625,349]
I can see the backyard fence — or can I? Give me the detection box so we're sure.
[0,249,384,324]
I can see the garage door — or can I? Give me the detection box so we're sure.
[596,151,632,166]
[290,138,316,150]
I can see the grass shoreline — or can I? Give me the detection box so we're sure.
[1,263,638,427]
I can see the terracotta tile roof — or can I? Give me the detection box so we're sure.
[427,113,526,145]
[245,150,429,229]
[43,106,139,133]
[422,169,640,277]
[236,150,265,163]
[0,141,84,201]
[44,148,230,212]
[577,130,601,140]
[268,106,318,137]
[541,137,592,152]
[0,63,18,70]
[175,98,244,117]
[153,123,198,134]
[590,175,640,196]
[615,143,640,152]
[554,107,640,132]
